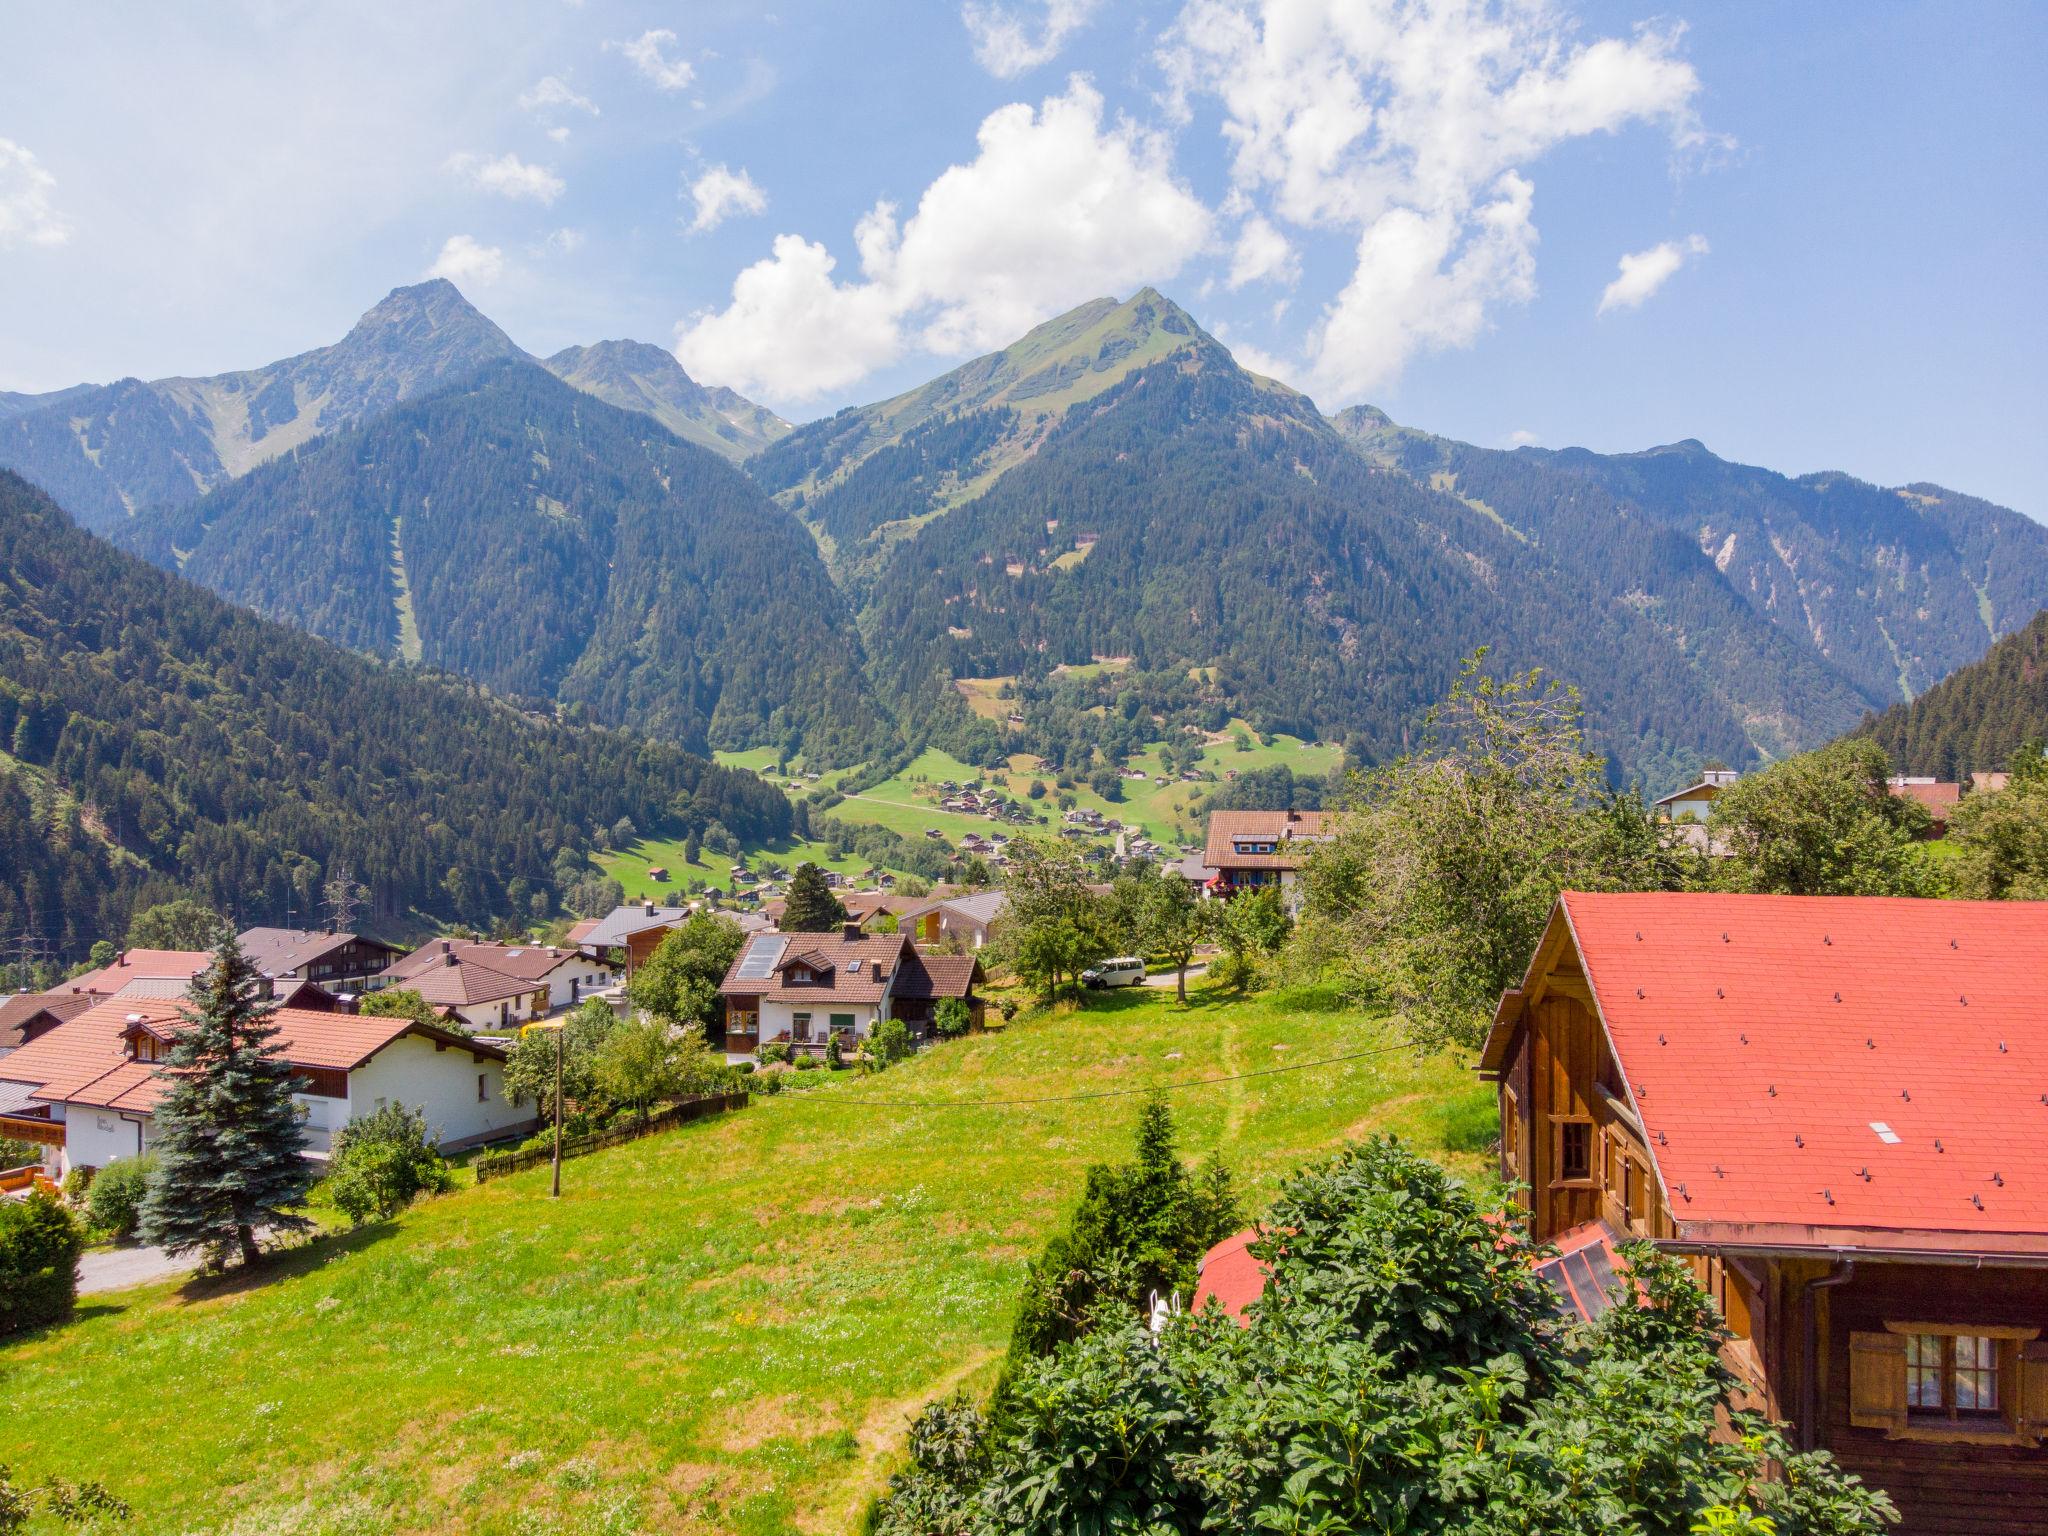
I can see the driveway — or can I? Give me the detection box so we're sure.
[77,1243,202,1294]
[1142,962,1210,989]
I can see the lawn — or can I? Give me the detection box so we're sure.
[0,983,1485,1536]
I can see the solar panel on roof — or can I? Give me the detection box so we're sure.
[734,935,788,980]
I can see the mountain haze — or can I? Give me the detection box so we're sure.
[545,339,791,462]
[114,360,886,764]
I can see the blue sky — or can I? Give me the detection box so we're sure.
[2,0,2043,517]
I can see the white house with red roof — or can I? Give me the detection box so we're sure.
[718,924,983,1059]
[1481,891,2048,1533]
[0,995,533,1178]
[379,938,615,1032]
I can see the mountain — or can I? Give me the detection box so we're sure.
[1852,607,2048,778]
[0,468,790,960]
[544,339,790,463]
[750,288,1208,580]
[0,282,791,532]
[1332,408,2048,720]
[0,281,525,532]
[112,360,887,764]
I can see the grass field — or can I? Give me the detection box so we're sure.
[0,984,1484,1536]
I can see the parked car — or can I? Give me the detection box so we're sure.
[1082,957,1146,989]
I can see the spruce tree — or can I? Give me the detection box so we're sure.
[781,862,849,932]
[139,928,312,1267]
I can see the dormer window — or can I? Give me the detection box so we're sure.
[789,965,813,983]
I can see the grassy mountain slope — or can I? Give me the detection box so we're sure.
[1852,607,2048,777]
[0,469,790,957]
[113,361,888,764]
[545,339,791,463]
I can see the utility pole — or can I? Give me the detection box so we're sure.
[550,1023,564,1198]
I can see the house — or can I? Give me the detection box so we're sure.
[379,939,614,1032]
[1973,772,2012,796]
[580,902,694,979]
[717,926,983,1059]
[0,992,94,1056]
[1887,776,1962,836]
[1203,810,1331,901]
[900,890,1008,949]
[46,948,212,999]
[237,926,404,996]
[1479,891,2048,1533]
[0,995,532,1178]
[1652,767,1741,822]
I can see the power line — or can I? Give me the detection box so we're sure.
[782,1041,1412,1110]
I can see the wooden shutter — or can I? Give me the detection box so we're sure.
[2020,1341,2048,1443]
[1848,1330,1907,1432]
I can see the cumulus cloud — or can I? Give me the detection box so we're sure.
[426,234,504,285]
[1161,0,1710,400]
[615,28,696,91]
[519,75,599,117]
[1598,232,1708,313]
[962,0,1099,77]
[1227,212,1296,288]
[687,164,767,234]
[676,76,1211,400]
[0,138,71,249]
[447,151,564,204]
[1506,427,1540,446]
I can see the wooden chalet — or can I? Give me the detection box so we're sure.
[1202,809,1329,900]
[1481,892,2048,1533]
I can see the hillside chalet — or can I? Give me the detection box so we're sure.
[237,926,404,996]
[380,939,614,1032]
[1481,892,2048,1534]
[1203,810,1330,900]
[1652,767,1741,822]
[718,926,982,1059]
[0,996,530,1177]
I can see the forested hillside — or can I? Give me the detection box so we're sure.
[1852,608,2048,778]
[0,470,789,960]
[115,361,888,764]
[544,339,791,463]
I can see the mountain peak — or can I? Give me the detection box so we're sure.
[543,339,790,462]
[342,280,522,359]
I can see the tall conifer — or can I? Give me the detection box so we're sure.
[139,928,311,1267]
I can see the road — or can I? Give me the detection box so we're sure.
[1141,962,1210,989]
[77,1242,201,1294]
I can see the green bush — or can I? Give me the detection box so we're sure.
[825,1035,845,1069]
[327,1103,453,1227]
[85,1155,157,1242]
[757,1040,793,1065]
[749,1069,785,1096]
[60,1165,94,1204]
[0,1189,85,1337]
[932,997,973,1039]
[869,1018,912,1069]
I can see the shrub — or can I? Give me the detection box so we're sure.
[327,1103,452,1227]
[85,1155,157,1242]
[0,1189,84,1337]
[869,1017,912,1069]
[825,1035,845,1069]
[932,997,973,1039]
[795,1054,822,1072]
[757,1040,793,1065]
[996,998,1019,1023]
[60,1166,94,1204]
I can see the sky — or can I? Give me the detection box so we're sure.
[2,0,2044,518]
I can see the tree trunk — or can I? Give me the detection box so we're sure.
[1176,957,1188,1004]
[237,1223,260,1268]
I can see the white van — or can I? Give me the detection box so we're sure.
[1083,957,1146,989]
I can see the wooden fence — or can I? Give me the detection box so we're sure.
[473,1091,747,1184]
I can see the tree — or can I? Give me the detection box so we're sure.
[0,1189,84,1337]
[501,999,618,1123]
[356,988,441,1028]
[782,862,849,932]
[1946,742,2048,899]
[327,1103,451,1226]
[1207,886,1289,992]
[139,930,311,1267]
[629,912,746,1031]
[1301,653,1682,1046]
[995,838,1104,1003]
[85,1155,157,1242]
[593,1018,701,1122]
[1710,738,1932,896]
[610,816,638,851]
[867,1017,913,1070]
[125,897,225,951]
[875,1138,1894,1536]
[932,996,973,1039]
[1140,875,1204,1003]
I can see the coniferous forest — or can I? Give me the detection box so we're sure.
[1853,607,2048,778]
[0,470,788,958]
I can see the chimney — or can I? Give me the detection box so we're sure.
[644,900,656,917]
[116,949,128,967]
[440,939,453,954]
[842,920,862,941]
[444,952,458,967]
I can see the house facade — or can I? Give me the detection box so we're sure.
[1480,892,2048,1534]
[718,926,983,1059]
[901,891,1007,949]
[238,927,404,996]
[379,939,615,1032]
[0,996,532,1177]
[1651,767,1740,822]
[1202,810,1330,901]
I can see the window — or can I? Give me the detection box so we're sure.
[1557,1119,1593,1182]
[477,1073,488,1103]
[829,1013,855,1035]
[1852,1324,2047,1444]
[792,1012,812,1042]
[1907,1333,2001,1420]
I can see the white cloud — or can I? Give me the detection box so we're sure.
[1506,427,1540,446]
[962,0,1099,78]
[1598,232,1708,314]
[1226,212,1296,288]
[447,151,565,204]
[1162,0,1710,400]
[615,28,696,91]
[547,126,572,143]
[0,138,71,249]
[676,76,1211,400]
[542,227,585,255]
[687,164,767,234]
[519,75,599,117]
[426,234,504,286]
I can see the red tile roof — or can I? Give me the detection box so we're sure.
[384,939,580,986]
[0,992,93,1049]
[0,996,503,1114]
[50,950,212,997]
[1887,778,1961,823]
[1203,810,1331,870]
[892,952,982,1001]
[1190,1226,1270,1324]
[720,933,913,1004]
[1505,892,2048,1256]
